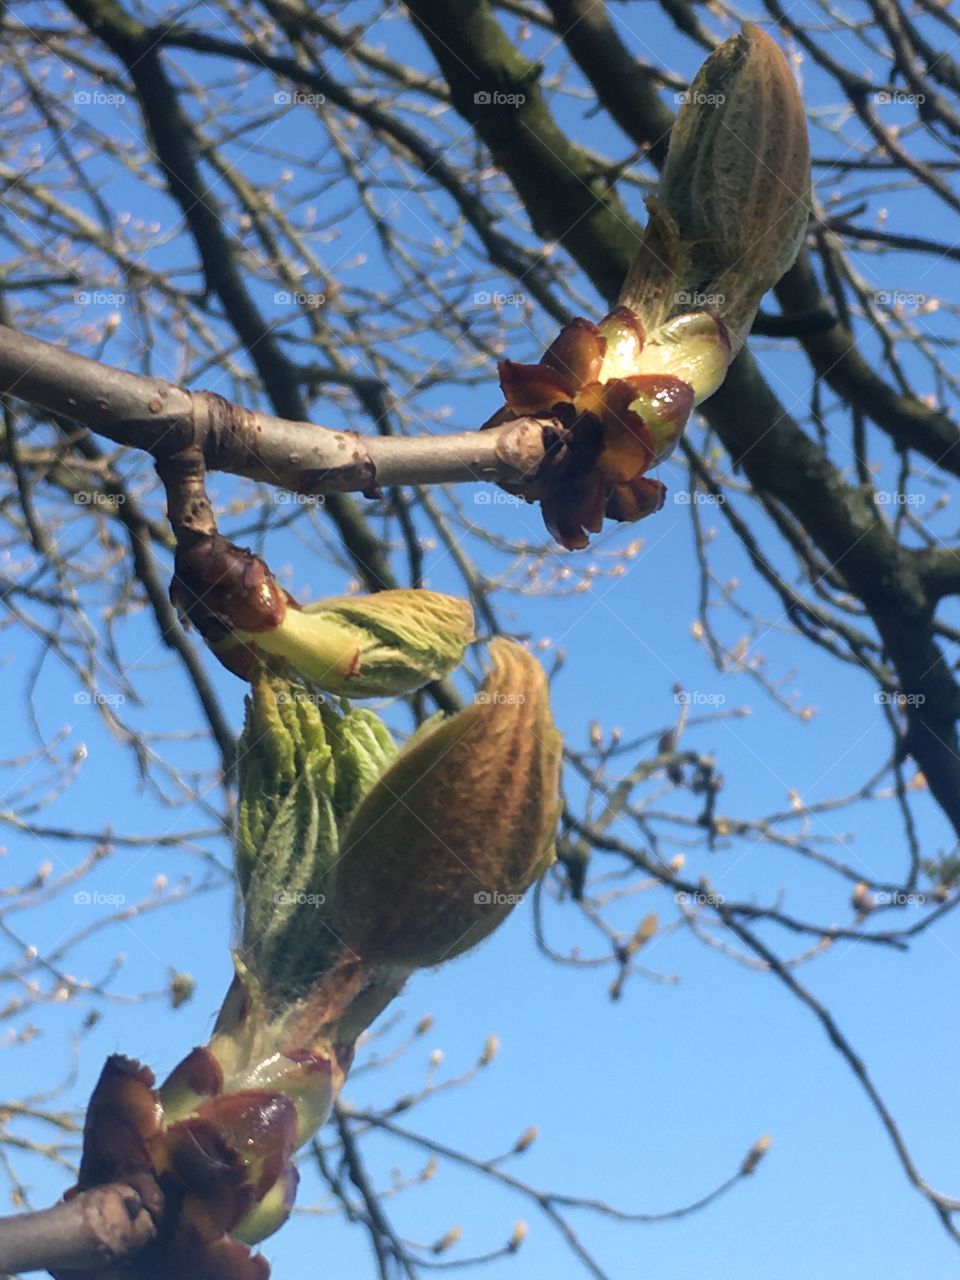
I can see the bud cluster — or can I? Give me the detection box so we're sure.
[485,24,810,549]
[67,585,562,1277]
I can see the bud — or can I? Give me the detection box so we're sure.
[432,1226,463,1255]
[235,673,397,1003]
[626,912,658,954]
[514,1124,538,1153]
[485,28,809,549]
[629,312,732,407]
[851,881,875,915]
[620,23,810,354]
[740,1133,773,1176]
[479,1033,500,1066]
[331,639,562,968]
[251,590,475,697]
[172,534,473,696]
[508,1221,528,1252]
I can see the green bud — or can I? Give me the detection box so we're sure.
[619,23,810,353]
[248,589,475,697]
[235,674,398,1005]
[331,639,563,969]
[631,312,732,407]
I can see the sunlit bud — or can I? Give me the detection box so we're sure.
[169,971,196,1010]
[172,534,473,696]
[627,913,658,954]
[508,1221,529,1251]
[596,306,646,382]
[620,24,810,354]
[246,589,474,697]
[631,313,732,406]
[851,882,875,915]
[479,1033,500,1066]
[332,639,562,969]
[514,1124,539,1153]
[740,1133,773,1176]
[432,1226,463,1255]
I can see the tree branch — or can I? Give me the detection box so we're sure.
[0,1180,160,1276]
[0,323,553,500]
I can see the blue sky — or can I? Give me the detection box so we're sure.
[4,1,960,1276]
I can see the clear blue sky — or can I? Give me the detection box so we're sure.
[5,2,960,1277]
